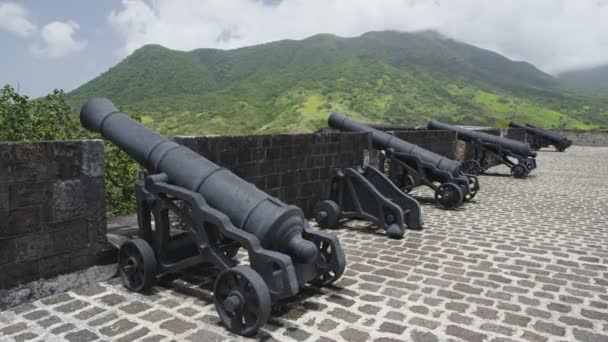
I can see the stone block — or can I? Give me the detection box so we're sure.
[50,219,89,255]
[2,206,42,238]
[0,260,40,289]
[52,179,85,222]
[9,182,52,209]
[0,238,16,265]
[14,232,53,262]
[81,140,105,177]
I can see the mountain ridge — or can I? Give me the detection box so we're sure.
[68,30,607,136]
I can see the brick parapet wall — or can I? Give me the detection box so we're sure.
[173,133,370,217]
[504,128,527,142]
[559,130,608,147]
[0,140,110,290]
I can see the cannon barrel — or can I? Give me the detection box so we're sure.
[329,112,462,176]
[524,123,572,144]
[428,120,536,158]
[81,98,318,263]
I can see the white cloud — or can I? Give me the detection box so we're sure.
[107,0,608,73]
[0,2,37,36]
[30,21,87,58]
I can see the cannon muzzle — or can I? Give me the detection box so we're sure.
[81,98,317,263]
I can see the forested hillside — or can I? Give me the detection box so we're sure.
[68,31,608,136]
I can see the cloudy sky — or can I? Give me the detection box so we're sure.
[1,0,607,97]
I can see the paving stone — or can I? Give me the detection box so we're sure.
[140,335,167,342]
[317,318,339,332]
[329,307,360,323]
[98,294,127,306]
[99,318,137,337]
[88,313,118,326]
[40,293,74,305]
[581,309,608,321]
[140,309,172,323]
[339,328,369,342]
[159,318,197,334]
[51,323,76,334]
[186,329,226,342]
[22,310,49,320]
[116,328,151,342]
[410,329,439,342]
[409,317,441,330]
[55,300,89,313]
[503,313,531,327]
[0,322,29,335]
[37,315,62,328]
[446,325,487,342]
[283,327,311,341]
[379,321,407,335]
[558,316,594,329]
[533,321,566,336]
[12,331,38,341]
[73,307,104,320]
[119,301,152,314]
[64,329,99,342]
[572,328,608,342]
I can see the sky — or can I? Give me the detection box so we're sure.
[1,0,607,98]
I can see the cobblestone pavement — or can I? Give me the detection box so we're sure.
[1,146,608,342]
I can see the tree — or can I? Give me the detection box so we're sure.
[0,84,140,216]
[0,85,81,141]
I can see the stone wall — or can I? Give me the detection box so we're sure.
[504,128,527,142]
[390,130,458,159]
[559,130,608,147]
[459,128,501,161]
[0,140,111,291]
[174,133,370,217]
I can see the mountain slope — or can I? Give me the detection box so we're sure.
[558,64,608,90]
[68,31,607,136]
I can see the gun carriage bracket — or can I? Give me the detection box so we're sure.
[315,165,423,238]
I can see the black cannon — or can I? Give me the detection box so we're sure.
[329,113,479,209]
[428,120,537,178]
[80,98,345,336]
[315,165,423,238]
[509,122,572,152]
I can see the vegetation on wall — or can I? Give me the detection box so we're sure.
[0,85,139,216]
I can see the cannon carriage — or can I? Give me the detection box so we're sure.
[315,165,423,238]
[80,98,345,336]
[326,113,479,210]
[428,120,537,178]
[509,122,572,152]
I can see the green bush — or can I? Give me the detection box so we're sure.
[0,84,139,217]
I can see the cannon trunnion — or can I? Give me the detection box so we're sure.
[328,113,479,210]
[509,122,572,152]
[428,120,537,178]
[80,98,345,336]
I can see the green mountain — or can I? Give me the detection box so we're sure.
[68,30,608,136]
[558,64,608,91]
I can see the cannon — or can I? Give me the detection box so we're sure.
[80,98,345,336]
[328,113,479,209]
[315,165,423,238]
[509,122,572,152]
[428,120,537,178]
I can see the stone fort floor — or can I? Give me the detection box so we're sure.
[1,146,607,342]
